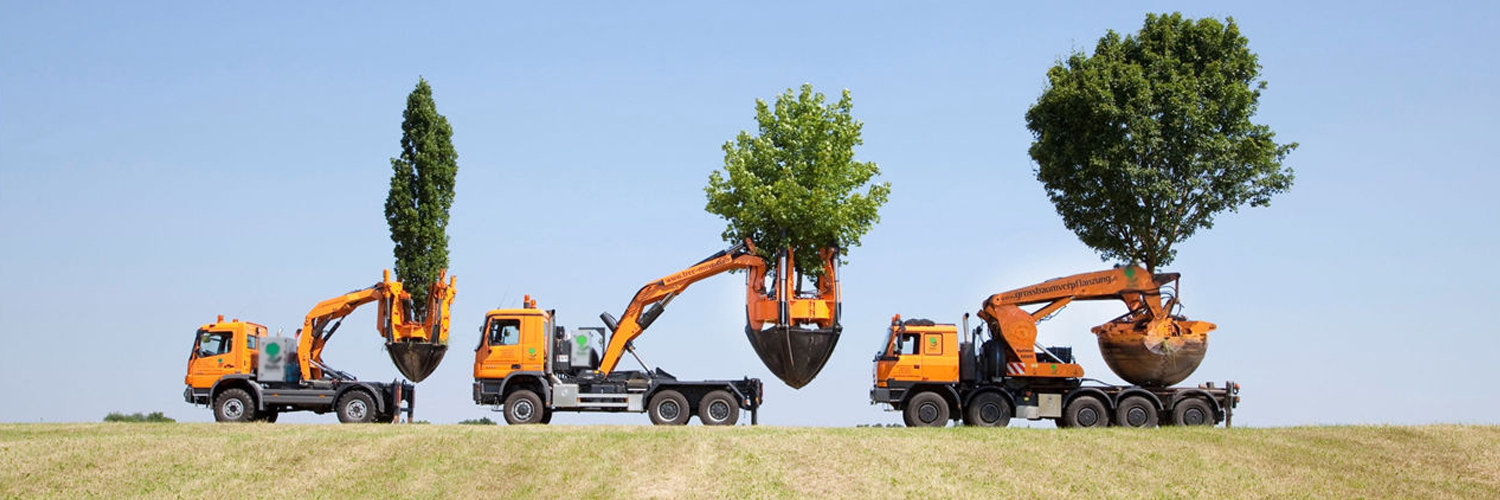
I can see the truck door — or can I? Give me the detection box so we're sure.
[478,317,524,377]
[186,329,238,388]
[919,331,959,383]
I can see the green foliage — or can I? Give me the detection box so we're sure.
[1025,13,1296,271]
[386,78,459,317]
[457,417,496,425]
[103,411,175,423]
[705,84,890,276]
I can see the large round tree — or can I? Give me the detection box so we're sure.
[705,84,891,277]
[385,77,458,317]
[1026,13,1296,271]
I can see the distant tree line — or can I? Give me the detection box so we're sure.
[103,412,175,423]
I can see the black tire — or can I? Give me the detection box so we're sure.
[963,392,1011,428]
[257,411,279,423]
[1115,395,1159,428]
[1172,398,1214,426]
[503,390,545,425]
[540,409,553,425]
[1061,396,1108,428]
[337,391,377,424]
[698,390,739,426]
[648,390,690,425]
[902,391,949,427]
[213,389,256,423]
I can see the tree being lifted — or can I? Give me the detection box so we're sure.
[1026,13,1296,272]
[385,78,458,319]
[705,84,889,389]
[705,84,891,279]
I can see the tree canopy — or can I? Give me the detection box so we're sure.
[385,78,458,317]
[705,84,891,277]
[1025,13,1296,271]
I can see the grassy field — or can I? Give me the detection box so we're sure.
[1,424,1496,499]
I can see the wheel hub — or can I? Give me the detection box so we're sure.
[347,400,367,420]
[709,401,731,421]
[659,401,680,421]
[980,403,1001,423]
[224,400,243,419]
[1078,408,1099,426]
[513,400,534,421]
[918,403,938,423]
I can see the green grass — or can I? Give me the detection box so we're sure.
[1,424,1495,499]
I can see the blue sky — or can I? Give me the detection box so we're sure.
[2,2,1496,426]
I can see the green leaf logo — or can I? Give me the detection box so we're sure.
[1124,267,1136,281]
[927,337,937,346]
[265,343,280,357]
[576,335,588,350]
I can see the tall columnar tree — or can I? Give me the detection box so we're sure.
[705,84,891,278]
[1025,13,1296,272]
[385,77,458,318]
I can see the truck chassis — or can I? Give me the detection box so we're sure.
[186,375,415,423]
[475,369,762,425]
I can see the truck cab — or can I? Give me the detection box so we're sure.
[873,317,960,388]
[185,316,264,389]
[473,305,551,380]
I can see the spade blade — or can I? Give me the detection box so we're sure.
[386,342,448,383]
[745,325,841,389]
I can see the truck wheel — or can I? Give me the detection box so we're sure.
[214,389,257,423]
[257,411,279,423]
[1115,396,1158,428]
[902,392,949,427]
[540,409,553,425]
[698,390,739,426]
[503,390,545,425]
[963,392,1011,427]
[337,391,377,424]
[1172,398,1214,426]
[1061,396,1107,428]
[648,390,690,425]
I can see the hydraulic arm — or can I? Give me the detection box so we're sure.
[596,241,766,374]
[976,266,1214,386]
[296,269,457,382]
[595,240,842,388]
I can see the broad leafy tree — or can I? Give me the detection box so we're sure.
[1026,13,1296,271]
[385,78,458,317]
[706,84,891,277]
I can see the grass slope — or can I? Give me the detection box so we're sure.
[1,424,1496,499]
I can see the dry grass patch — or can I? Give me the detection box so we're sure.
[1,424,1495,499]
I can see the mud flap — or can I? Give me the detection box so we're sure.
[745,325,841,389]
[386,342,448,383]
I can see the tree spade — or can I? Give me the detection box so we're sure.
[1025,13,1296,272]
[705,84,890,278]
[385,77,458,318]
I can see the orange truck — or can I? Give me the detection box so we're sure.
[871,266,1239,428]
[184,270,455,423]
[472,240,841,425]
